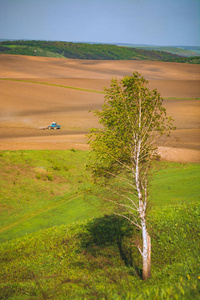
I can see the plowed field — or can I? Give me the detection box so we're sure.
[0,55,200,162]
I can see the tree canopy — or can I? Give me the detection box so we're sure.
[88,72,174,178]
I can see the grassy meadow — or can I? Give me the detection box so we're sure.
[0,150,199,299]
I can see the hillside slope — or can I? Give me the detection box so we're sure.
[0,150,199,299]
[0,40,200,63]
[0,203,199,299]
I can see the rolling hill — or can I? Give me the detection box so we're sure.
[0,150,199,299]
[0,40,200,63]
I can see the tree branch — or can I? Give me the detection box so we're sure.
[112,211,142,229]
[100,195,138,213]
[103,170,137,190]
[137,246,143,256]
[107,152,132,171]
[103,185,139,210]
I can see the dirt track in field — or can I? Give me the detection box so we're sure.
[0,55,200,162]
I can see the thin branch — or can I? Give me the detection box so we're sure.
[144,179,148,211]
[138,135,160,158]
[140,96,160,143]
[121,92,136,130]
[110,185,137,198]
[138,148,157,163]
[100,195,138,213]
[95,193,141,228]
[140,162,151,185]
[103,185,139,210]
[137,246,143,256]
[112,211,142,229]
[107,152,132,171]
[138,138,157,158]
[103,170,137,190]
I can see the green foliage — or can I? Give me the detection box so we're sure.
[46,172,54,181]
[88,72,175,181]
[131,45,200,57]
[168,56,200,64]
[0,40,199,63]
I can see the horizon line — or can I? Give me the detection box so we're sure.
[0,38,200,48]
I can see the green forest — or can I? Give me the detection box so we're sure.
[0,40,200,63]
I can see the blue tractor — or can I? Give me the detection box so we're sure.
[48,122,61,130]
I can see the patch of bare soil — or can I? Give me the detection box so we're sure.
[1,55,200,80]
[0,55,199,162]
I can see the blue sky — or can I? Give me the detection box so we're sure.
[0,0,199,46]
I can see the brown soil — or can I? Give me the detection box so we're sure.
[0,55,200,162]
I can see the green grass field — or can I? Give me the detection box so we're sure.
[0,78,105,94]
[0,150,199,299]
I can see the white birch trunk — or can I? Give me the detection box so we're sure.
[135,95,151,280]
[141,217,151,280]
[135,158,151,279]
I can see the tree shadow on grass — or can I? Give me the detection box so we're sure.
[79,214,142,278]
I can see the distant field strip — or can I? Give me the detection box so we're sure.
[1,79,199,100]
[0,191,83,234]
[164,97,200,100]
[0,78,105,94]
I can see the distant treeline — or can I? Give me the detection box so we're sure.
[0,40,199,63]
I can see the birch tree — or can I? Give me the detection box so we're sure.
[87,72,175,280]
